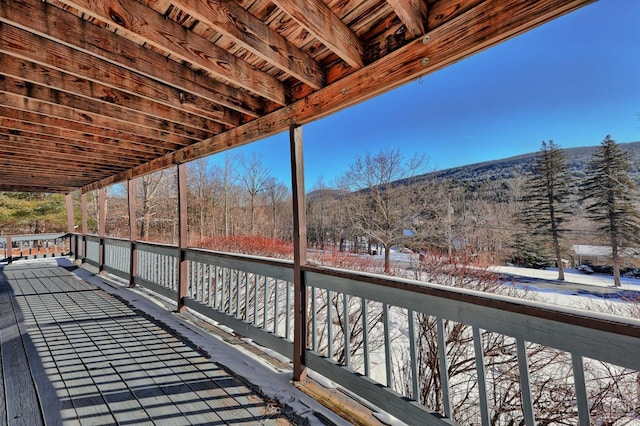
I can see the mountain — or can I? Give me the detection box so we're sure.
[414,141,640,186]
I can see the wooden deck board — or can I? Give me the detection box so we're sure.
[0,261,296,425]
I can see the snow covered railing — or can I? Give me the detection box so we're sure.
[67,235,640,425]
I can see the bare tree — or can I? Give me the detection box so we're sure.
[339,148,430,273]
[241,154,271,234]
[211,153,240,237]
[263,177,290,240]
[187,158,215,242]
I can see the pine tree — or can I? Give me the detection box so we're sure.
[522,141,572,280]
[582,135,640,286]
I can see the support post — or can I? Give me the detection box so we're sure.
[65,192,75,256]
[177,163,188,312]
[290,124,308,381]
[81,192,88,262]
[6,236,12,264]
[128,179,138,288]
[98,187,106,272]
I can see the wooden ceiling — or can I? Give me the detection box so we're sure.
[0,0,594,194]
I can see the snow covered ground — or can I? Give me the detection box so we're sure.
[490,265,640,290]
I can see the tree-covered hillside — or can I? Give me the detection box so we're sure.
[420,141,640,186]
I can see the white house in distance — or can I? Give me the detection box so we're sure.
[572,244,640,267]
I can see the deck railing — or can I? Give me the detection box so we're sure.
[62,235,640,424]
[0,233,71,262]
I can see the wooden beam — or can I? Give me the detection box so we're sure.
[81,0,594,192]
[386,0,428,38]
[0,117,177,156]
[0,75,215,139]
[0,0,256,119]
[0,183,75,193]
[176,164,188,312]
[290,124,307,382]
[128,178,137,288]
[57,0,286,104]
[171,0,324,89]
[98,187,106,271]
[0,139,135,169]
[271,0,365,69]
[0,106,185,156]
[65,193,75,233]
[0,101,195,150]
[0,53,223,133]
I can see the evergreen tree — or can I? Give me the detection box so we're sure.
[522,141,572,280]
[582,135,640,286]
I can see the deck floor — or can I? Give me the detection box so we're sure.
[0,261,296,425]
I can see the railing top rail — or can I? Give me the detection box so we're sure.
[186,247,293,269]
[0,233,68,242]
[303,265,640,338]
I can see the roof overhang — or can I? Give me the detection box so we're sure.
[0,0,595,194]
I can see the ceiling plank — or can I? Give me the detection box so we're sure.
[271,0,365,69]
[82,0,593,192]
[56,0,287,104]
[171,0,324,89]
[0,126,154,163]
[0,55,223,134]
[0,25,225,131]
[386,0,428,38]
[0,0,259,119]
[0,106,184,152]
[0,119,175,157]
[0,94,197,148]
[0,142,131,173]
[0,76,213,140]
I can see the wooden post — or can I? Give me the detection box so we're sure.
[128,178,138,288]
[65,192,75,256]
[177,163,188,312]
[6,236,12,264]
[81,192,88,262]
[290,124,308,382]
[98,187,106,272]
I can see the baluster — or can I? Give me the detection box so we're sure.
[262,276,268,329]
[437,317,452,418]
[273,279,279,334]
[362,298,369,377]
[516,338,535,425]
[343,293,350,367]
[473,327,490,426]
[572,353,590,425]
[408,309,419,401]
[327,289,333,359]
[285,281,291,340]
[383,303,392,388]
[311,287,317,352]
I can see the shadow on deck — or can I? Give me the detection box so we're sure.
[0,259,341,426]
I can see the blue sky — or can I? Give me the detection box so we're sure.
[212,0,640,190]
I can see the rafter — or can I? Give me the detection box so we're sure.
[386,0,428,38]
[171,0,324,89]
[0,126,159,161]
[56,0,287,104]
[0,76,213,139]
[0,120,174,157]
[0,95,197,148]
[82,0,593,192]
[0,107,183,152]
[271,0,365,69]
[0,0,259,119]
[0,55,223,135]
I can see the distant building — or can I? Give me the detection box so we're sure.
[572,244,640,266]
